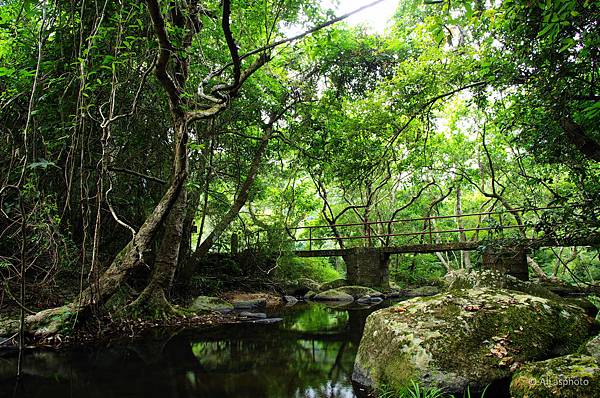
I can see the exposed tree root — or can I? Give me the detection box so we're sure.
[125,289,183,320]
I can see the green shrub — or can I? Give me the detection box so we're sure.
[389,254,446,288]
[275,256,341,283]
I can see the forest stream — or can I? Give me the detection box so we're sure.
[0,299,514,398]
[0,302,383,398]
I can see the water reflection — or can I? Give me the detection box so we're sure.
[0,302,381,398]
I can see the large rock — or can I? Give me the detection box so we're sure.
[445,270,559,300]
[584,335,600,360]
[312,289,354,302]
[311,286,382,302]
[285,277,321,295]
[189,296,234,313]
[232,298,267,310]
[401,285,441,297]
[318,278,348,291]
[510,354,600,398]
[336,285,383,299]
[284,295,298,305]
[445,270,598,317]
[297,277,321,292]
[353,287,595,393]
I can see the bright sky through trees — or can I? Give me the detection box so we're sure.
[328,0,399,33]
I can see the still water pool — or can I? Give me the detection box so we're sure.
[1,303,381,398]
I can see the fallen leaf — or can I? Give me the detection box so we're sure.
[490,343,508,358]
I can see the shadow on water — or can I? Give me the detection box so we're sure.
[0,302,382,398]
[0,301,508,398]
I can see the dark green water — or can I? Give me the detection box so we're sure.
[0,303,379,398]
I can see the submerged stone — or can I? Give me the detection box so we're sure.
[357,296,383,305]
[239,312,267,319]
[250,317,283,324]
[284,295,298,305]
[232,298,267,310]
[189,296,234,313]
[353,287,595,393]
[510,354,600,398]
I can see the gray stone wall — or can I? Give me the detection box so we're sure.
[343,247,390,289]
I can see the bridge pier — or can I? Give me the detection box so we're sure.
[482,246,529,281]
[343,247,390,289]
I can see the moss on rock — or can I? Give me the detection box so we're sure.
[402,285,441,297]
[510,354,600,398]
[0,318,20,337]
[584,335,600,361]
[297,277,321,292]
[189,296,234,313]
[353,287,595,393]
[445,270,559,300]
[313,289,354,302]
[318,278,348,291]
[335,285,383,299]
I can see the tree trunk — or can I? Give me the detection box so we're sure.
[175,189,201,291]
[23,169,187,335]
[128,118,189,318]
[455,185,471,269]
[193,128,271,260]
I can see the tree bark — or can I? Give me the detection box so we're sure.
[455,185,472,269]
[193,127,272,260]
[128,118,189,317]
[561,118,600,162]
[24,169,187,334]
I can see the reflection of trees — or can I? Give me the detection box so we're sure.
[188,332,356,397]
[0,305,377,398]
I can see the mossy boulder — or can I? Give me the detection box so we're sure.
[298,277,321,291]
[584,335,600,360]
[402,285,441,297]
[510,354,600,398]
[304,290,316,300]
[445,270,598,317]
[0,318,19,338]
[444,270,559,300]
[335,285,383,299]
[313,289,354,302]
[563,297,598,318]
[285,277,321,295]
[318,278,348,291]
[353,287,595,393]
[189,296,234,313]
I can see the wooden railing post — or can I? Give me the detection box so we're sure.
[428,218,433,244]
[309,227,312,251]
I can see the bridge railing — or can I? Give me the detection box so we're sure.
[240,206,563,252]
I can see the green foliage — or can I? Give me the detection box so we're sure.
[389,255,447,288]
[275,256,341,283]
[378,380,488,398]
